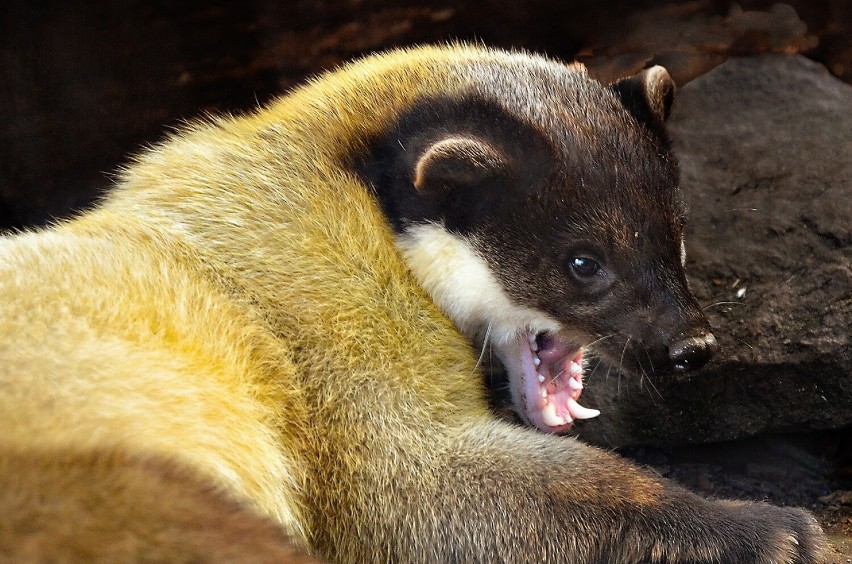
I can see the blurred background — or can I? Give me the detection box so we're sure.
[2,0,849,230]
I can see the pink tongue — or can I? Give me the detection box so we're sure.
[539,352,583,403]
[531,334,600,428]
[537,334,578,391]
[536,333,563,359]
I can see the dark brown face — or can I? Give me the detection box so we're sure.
[359,65,717,385]
[474,141,716,377]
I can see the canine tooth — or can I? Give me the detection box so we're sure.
[567,398,600,420]
[540,388,547,398]
[534,357,541,367]
[569,362,582,376]
[537,374,545,383]
[568,378,583,391]
[541,403,565,427]
[528,334,539,352]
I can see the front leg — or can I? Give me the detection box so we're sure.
[436,421,825,563]
[321,419,826,563]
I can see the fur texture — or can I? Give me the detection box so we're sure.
[357,56,718,431]
[0,446,316,563]
[0,45,825,562]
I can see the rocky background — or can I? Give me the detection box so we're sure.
[578,54,851,447]
[2,0,850,558]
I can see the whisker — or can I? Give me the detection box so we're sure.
[473,322,493,373]
[618,337,632,394]
[642,349,655,375]
[582,334,615,386]
[586,357,605,382]
[726,335,756,362]
[732,336,755,352]
[619,337,631,368]
[702,301,746,311]
[585,333,616,349]
[641,369,663,402]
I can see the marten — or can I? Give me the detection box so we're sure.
[0,44,824,562]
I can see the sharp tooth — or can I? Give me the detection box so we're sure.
[540,388,547,398]
[569,362,582,376]
[568,378,583,391]
[567,398,600,420]
[533,357,541,367]
[541,402,565,427]
[537,374,545,383]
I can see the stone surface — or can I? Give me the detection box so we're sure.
[576,54,852,448]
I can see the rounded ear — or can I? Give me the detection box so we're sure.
[413,136,507,193]
[609,65,675,127]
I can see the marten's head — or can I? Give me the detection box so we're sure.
[360,59,717,433]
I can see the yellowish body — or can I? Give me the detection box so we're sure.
[0,45,489,557]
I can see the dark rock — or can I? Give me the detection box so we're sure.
[578,2,819,86]
[577,54,852,448]
[624,433,836,507]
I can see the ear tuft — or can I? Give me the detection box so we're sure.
[610,65,675,127]
[413,136,506,193]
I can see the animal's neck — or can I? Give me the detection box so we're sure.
[91,48,487,320]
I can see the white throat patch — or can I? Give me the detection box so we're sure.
[396,222,560,347]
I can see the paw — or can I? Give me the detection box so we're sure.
[770,506,826,564]
[722,501,827,563]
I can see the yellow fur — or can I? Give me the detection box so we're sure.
[0,44,506,553]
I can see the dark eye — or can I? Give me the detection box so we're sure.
[569,256,600,278]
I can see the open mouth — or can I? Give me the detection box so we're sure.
[508,331,600,433]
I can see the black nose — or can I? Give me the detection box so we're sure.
[668,333,719,373]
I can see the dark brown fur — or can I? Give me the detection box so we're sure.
[0,448,316,563]
[363,67,714,377]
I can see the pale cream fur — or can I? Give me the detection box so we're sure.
[397,222,561,345]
